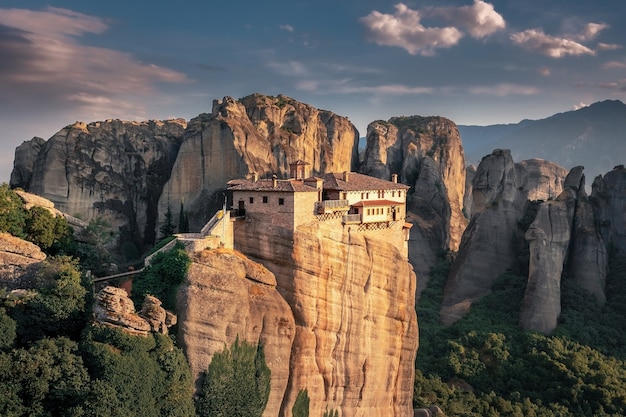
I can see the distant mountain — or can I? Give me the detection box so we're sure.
[459,100,626,180]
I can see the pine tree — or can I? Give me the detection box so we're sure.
[159,205,176,238]
[178,201,189,233]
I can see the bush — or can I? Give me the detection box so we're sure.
[292,389,310,417]
[197,337,271,417]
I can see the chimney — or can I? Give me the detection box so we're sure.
[272,175,277,188]
[252,172,259,182]
[343,171,350,182]
[391,173,398,183]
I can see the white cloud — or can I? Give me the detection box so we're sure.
[468,83,539,96]
[0,7,190,119]
[572,102,588,110]
[280,24,294,32]
[359,4,463,56]
[428,0,506,39]
[510,29,595,58]
[575,22,609,42]
[603,60,626,69]
[597,43,622,51]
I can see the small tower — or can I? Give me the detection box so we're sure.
[289,160,310,180]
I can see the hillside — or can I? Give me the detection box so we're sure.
[459,100,626,180]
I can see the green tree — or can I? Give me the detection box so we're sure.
[159,205,176,238]
[197,337,271,417]
[0,183,26,238]
[292,389,310,417]
[178,201,189,233]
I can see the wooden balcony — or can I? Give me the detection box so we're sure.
[316,199,349,214]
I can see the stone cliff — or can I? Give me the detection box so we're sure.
[441,150,567,325]
[232,215,417,417]
[11,119,187,250]
[158,94,360,231]
[176,249,295,417]
[360,116,466,301]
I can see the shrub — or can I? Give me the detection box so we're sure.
[292,389,310,417]
[197,337,271,417]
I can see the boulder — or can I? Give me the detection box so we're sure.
[92,286,151,336]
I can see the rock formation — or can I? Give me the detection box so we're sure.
[592,165,626,253]
[233,214,418,417]
[176,249,295,417]
[158,94,359,231]
[441,150,567,325]
[0,232,46,289]
[360,116,466,301]
[92,286,177,336]
[11,119,187,249]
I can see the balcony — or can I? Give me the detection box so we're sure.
[342,214,362,224]
[316,199,349,214]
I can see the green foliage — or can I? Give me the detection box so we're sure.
[292,389,310,417]
[322,408,339,417]
[132,242,190,310]
[0,337,90,416]
[24,206,75,255]
[160,205,176,238]
[0,307,16,350]
[178,201,189,233]
[414,251,626,416]
[0,183,27,238]
[197,337,271,417]
[11,256,87,343]
[80,325,195,417]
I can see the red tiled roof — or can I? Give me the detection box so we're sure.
[352,199,405,207]
[321,172,409,191]
[227,178,318,193]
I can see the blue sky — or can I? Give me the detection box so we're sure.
[1,1,625,182]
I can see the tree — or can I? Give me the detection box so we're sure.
[0,183,26,238]
[197,337,271,417]
[178,201,189,233]
[292,389,310,417]
[159,205,176,238]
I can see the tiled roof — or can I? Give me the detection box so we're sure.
[352,199,405,207]
[227,178,318,193]
[321,172,410,191]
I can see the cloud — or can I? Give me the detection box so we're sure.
[575,22,608,42]
[597,42,622,51]
[573,102,588,110]
[510,28,595,58]
[603,60,626,69]
[468,83,539,96]
[0,7,189,119]
[280,24,294,32]
[359,2,505,56]
[428,0,506,39]
[359,4,463,56]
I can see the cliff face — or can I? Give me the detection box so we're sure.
[158,94,360,231]
[11,119,186,248]
[176,249,295,417]
[360,116,466,300]
[592,165,626,253]
[233,217,417,417]
[441,150,567,325]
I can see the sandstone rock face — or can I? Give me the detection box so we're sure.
[592,165,626,253]
[11,119,187,248]
[463,164,476,219]
[360,116,466,302]
[10,136,46,189]
[233,217,417,417]
[176,249,294,417]
[520,198,574,333]
[158,94,360,231]
[441,150,568,325]
[0,232,46,289]
[93,286,152,336]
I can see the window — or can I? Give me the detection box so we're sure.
[262,196,268,203]
[278,198,284,205]
[392,191,395,197]
[249,197,254,203]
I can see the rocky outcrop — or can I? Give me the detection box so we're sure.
[176,249,295,417]
[360,116,466,301]
[93,286,177,336]
[592,165,626,253]
[158,94,360,231]
[441,150,568,325]
[0,232,46,289]
[233,216,417,417]
[11,119,187,248]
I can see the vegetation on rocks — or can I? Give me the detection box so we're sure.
[415,251,626,416]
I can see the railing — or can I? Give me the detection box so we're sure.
[316,199,349,213]
[342,214,362,224]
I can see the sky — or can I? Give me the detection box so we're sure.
[1,0,625,182]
